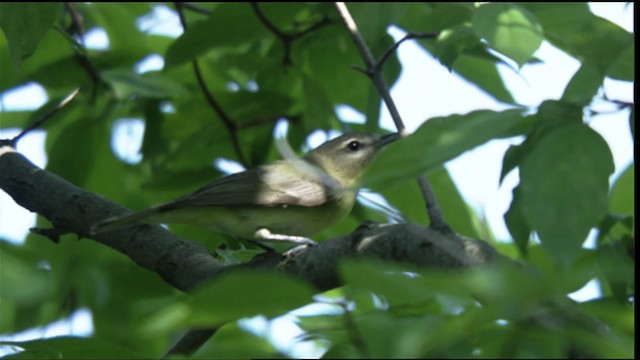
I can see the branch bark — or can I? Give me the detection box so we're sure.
[1,146,502,356]
[0,145,610,360]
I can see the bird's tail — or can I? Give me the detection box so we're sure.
[91,209,159,234]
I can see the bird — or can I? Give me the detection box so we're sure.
[91,132,399,246]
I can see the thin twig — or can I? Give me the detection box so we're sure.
[334,2,450,232]
[251,3,334,66]
[174,2,249,167]
[180,2,212,15]
[63,3,102,101]
[63,2,85,44]
[376,32,438,71]
[7,88,80,147]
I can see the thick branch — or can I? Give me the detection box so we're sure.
[0,147,224,291]
[1,146,499,356]
[0,145,499,290]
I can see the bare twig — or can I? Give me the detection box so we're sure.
[5,88,80,147]
[63,3,102,101]
[174,2,249,167]
[377,32,438,71]
[180,2,212,15]
[63,2,85,43]
[334,2,450,232]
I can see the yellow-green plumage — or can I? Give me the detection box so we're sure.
[91,132,398,243]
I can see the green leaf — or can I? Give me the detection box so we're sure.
[189,271,314,322]
[46,115,98,187]
[81,3,152,64]
[430,24,480,70]
[448,51,516,104]
[0,2,61,68]
[504,185,531,257]
[500,143,523,184]
[472,3,543,67]
[561,63,604,106]
[501,101,584,186]
[609,164,634,220]
[192,321,279,359]
[0,110,31,129]
[0,243,53,307]
[302,74,336,129]
[607,163,635,239]
[140,271,315,334]
[382,167,480,238]
[101,69,186,99]
[597,241,634,303]
[340,260,439,308]
[299,25,370,115]
[165,3,262,68]
[522,3,633,75]
[1,336,143,359]
[606,41,634,81]
[2,30,87,92]
[519,123,614,268]
[399,3,473,34]
[365,109,527,188]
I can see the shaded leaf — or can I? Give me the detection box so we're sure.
[519,123,614,267]
[102,70,186,99]
[609,163,634,221]
[606,41,634,81]
[165,3,262,68]
[0,2,61,68]
[140,271,315,334]
[522,3,632,74]
[504,185,531,257]
[399,3,473,34]
[1,336,143,359]
[561,63,604,106]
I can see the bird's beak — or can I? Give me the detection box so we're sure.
[375,132,401,149]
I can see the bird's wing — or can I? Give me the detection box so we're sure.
[159,161,340,210]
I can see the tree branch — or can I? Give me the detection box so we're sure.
[0,147,225,292]
[4,88,80,147]
[334,2,450,232]
[1,148,610,358]
[0,146,499,356]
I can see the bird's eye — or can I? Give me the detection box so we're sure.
[347,141,361,151]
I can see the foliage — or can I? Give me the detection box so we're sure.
[0,2,634,359]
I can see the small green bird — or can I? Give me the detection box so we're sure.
[91,132,399,245]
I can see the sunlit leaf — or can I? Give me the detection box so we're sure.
[472,3,543,67]
[365,109,527,188]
